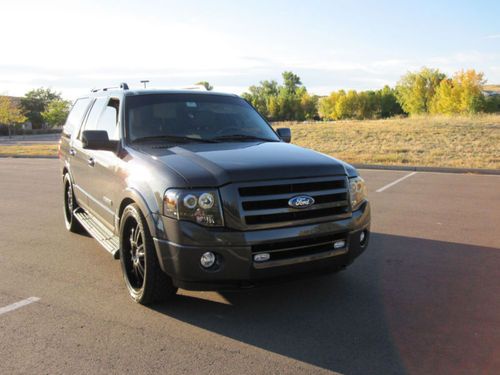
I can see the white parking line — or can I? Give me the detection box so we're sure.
[0,297,40,316]
[376,172,417,193]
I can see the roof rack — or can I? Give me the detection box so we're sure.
[180,85,209,91]
[91,82,129,93]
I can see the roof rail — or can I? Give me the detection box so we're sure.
[180,85,208,91]
[91,82,129,93]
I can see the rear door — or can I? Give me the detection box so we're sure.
[62,97,92,208]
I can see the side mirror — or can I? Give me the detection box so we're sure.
[277,128,291,143]
[81,130,118,152]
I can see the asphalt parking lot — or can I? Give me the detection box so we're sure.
[0,158,499,375]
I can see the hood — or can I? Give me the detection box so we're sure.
[137,141,353,187]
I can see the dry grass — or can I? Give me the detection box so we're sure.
[1,116,499,169]
[484,84,500,92]
[0,144,58,157]
[273,114,500,169]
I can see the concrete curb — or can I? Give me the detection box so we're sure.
[0,155,498,175]
[353,164,500,175]
[0,155,58,159]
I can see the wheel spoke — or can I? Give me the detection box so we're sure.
[67,188,72,211]
[131,263,137,278]
[136,262,145,278]
[134,223,141,244]
[129,228,135,248]
[136,244,145,258]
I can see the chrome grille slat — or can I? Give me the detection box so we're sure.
[242,200,349,216]
[240,188,347,202]
[239,179,346,197]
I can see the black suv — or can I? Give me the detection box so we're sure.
[60,84,370,304]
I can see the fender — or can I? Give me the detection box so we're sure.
[118,187,166,240]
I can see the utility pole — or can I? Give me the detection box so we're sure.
[140,80,150,88]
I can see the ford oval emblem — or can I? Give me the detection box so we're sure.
[288,195,315,209]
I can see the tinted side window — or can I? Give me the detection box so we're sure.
[82,97,108,134]
[96,98,120,140]
[63,98,90,136]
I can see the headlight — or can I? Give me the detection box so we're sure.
[164,189,224,227]
[349,176,367,211]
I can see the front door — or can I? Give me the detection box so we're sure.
[84,97,122,231]
[71,96,108,215]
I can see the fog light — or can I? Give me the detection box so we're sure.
[360,230,368,246]
[200,252,216,268]
[254,253,270,262]
[333,240,346,249]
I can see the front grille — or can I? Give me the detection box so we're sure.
[237,176,351,228]
[251,233,348,261]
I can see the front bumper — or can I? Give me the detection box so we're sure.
[153,201,370,290]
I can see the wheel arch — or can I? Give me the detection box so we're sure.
[117,188,164,240]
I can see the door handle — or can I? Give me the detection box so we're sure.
[87,157,95,167]
[69,149,76,156]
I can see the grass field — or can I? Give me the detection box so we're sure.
[273,114,500,169]
[484,84,500,92]
[0,115,499,169]
[0,144,58,157]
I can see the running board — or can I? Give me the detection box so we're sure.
[73,208,120,259]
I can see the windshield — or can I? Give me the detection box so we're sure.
[125,94,280,143]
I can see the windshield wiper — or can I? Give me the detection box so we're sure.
[132,135,218,144]
[210,134,278,142]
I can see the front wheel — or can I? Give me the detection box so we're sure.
[119,203,177,305]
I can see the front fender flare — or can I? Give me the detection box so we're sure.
[118,188,165,240]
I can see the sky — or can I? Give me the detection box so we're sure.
[1,0,499,100]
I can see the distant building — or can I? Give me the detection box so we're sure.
[483,90,500,97]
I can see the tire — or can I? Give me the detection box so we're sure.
[63,174,84,233]
[119,203,177,305]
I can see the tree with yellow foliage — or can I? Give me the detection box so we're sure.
[431,70,486,114]
[395,67,446,115]
[0,96,27,137]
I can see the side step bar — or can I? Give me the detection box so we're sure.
[73,208,120,259]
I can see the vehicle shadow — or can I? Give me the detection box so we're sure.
[149,233,500,375]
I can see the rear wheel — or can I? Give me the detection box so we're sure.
[119,203,177,305]
[63,174,84,233]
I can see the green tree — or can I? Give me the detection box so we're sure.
[282,71,302,92]
[42,99,71,128]
[484,95,500,113]
[195,81,213,91]
[357,91,379,119]
[395,67,446,115]
[20,88,62,129]
[378,85,404,117]
[242,72,317,121]
[242,80,278,117]
[0,96,27,137]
